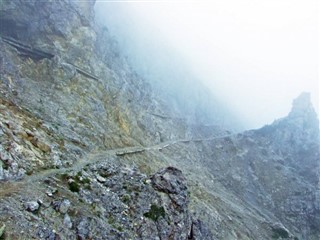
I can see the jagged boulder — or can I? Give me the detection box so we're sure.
[151,167,189,208]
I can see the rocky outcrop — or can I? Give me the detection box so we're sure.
[0,161,201,239]
[257,92,319,151]
[256,92,319,183]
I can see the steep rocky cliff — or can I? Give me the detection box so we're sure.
[0,1,319,239]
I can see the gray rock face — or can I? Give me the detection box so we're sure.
[53,199,71,214]
[151,167,189,209]
[255,92,319,185]
[152,167,187,194]
[76,218,90,240]
[289,92,318,120]
[63,214,73,229]
[24,201,40,212]
[190,219,214,240]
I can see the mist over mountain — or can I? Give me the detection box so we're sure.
[95,1,319,129]
[0,1,319,240]
[95,2,244,131]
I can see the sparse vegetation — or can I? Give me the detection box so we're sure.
[60,171,91,192]
[116,225,123,232]
[75,172,91,184]
[68,181,80,192]
[108,215,124,232]
[121,194,130,203]
[144,204,165,221]
[108,215,115,225]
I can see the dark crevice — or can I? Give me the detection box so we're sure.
[1,36,54,60]
[0,17,54,60]
[188,222,194,239]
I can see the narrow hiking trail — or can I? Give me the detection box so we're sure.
[0,134,233,197]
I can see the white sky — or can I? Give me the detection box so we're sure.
[96,0,319,129]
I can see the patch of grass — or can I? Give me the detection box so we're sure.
[75,172,91,184]
[81,178,91,184]
[121,194,130,203]
[108,216,115,225]
[143,204,165,221]
[63,171,91,192]
[122,184,131,193]
[107,215,124,233]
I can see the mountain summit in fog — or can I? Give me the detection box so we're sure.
[0,1,319,239]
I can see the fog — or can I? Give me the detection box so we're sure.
[95,0,319,129]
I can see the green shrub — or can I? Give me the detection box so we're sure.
[121,194,130,203]
[108,216,115,225]
[144,204,165,221]
[69,181,80,192]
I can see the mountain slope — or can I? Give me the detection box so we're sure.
[0,1,319,239]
